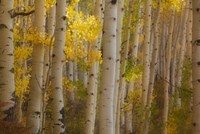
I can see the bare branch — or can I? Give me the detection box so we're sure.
[8,9,35,18]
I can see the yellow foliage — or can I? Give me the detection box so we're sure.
[65,0,102,66]
[63,77,76,92]
[25,27,53,46]
[14,46,32,98]
[45,0,56,12]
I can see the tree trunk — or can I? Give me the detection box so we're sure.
[51,0,67,133]
[41,5,56,134]
[0,0,15,122]
[114,0,124,133]
[98,0,117,133]
[141,0,152,133]
[84,0,103,133]
[26,0,46,133]
[192,0,200,133]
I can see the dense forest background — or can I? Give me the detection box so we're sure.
[0,0,199,134]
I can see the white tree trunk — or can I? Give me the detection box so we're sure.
[41,5,56,134]
[26,0,46,133]
[51,0,67,133]
[114,0,124,134]
[84,0,103,133]
[98,0,117,133]
[0,0,15,121]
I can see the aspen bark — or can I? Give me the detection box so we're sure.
[141,0,152,133]
[114,0,124,133]
[26,0,46,133]
[192,0,200,133]
[41,5,56,134]
[51,0,67,133]
[0,0,15,122]
[84,0,103,133]
[141,0,152,108]
[98,0,117,133]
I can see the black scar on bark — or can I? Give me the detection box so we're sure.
[9,68,14,73]
[0,66,5,70]
[35,111,41,118]
[62,16,66,20]
[0,24,8,29]
[111,0,117,4]
[195,39,200,46]
[58,107,65,126]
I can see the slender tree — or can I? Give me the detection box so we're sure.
[98,0,118,133]
[26,0,46,133]
[51,0,67,133]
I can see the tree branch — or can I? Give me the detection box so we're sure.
[8,9,35,18]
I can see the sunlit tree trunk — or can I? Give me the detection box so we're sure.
[115,0,124,134]
[51,0,67,133]
[84,0,103,133]
[27,0,46,133]
[192,0,200,133]
[0,0,15,122]
[98,0,117,133]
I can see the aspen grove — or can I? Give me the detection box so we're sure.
[0,0,199,134]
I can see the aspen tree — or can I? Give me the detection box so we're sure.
[192,0,200,133]
[0,0,15,121]
[141,0,152,108]
[140,0,152,133]
[51,0,67,133]
[114,0,124,133]
[98,0,117,133]
[84,0,103,133]
[26,0,46,133]
[41,5,56,134]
